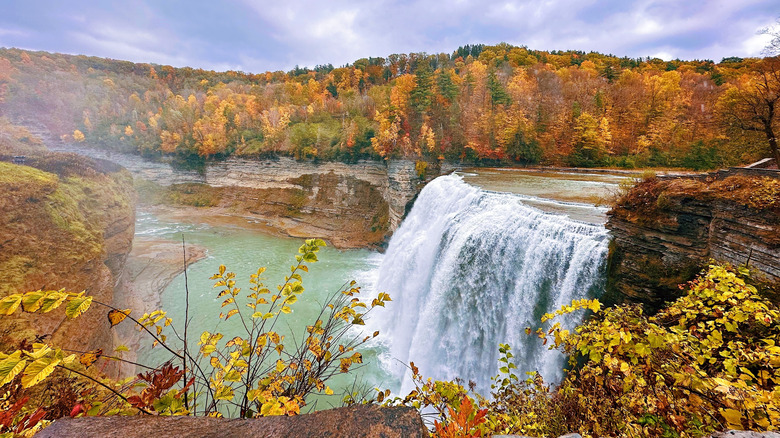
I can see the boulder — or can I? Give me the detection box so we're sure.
[708,431,780,438]
[36,405,427,438]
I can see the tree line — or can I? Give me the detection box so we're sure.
[0,44,777,169]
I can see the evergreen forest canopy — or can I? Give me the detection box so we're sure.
[0,43,777,169]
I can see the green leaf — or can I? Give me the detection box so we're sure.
[65,296,93,318]
[21,291,47,312]
[40,291,69,314]
[303,252,318,263]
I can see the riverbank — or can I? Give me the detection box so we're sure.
[134,176,396,250]
[113,236,207,376]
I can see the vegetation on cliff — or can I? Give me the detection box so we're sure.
[0,121,136,420]
[0,152,134,298]
[1,46,778,169]
[612,174,780,227]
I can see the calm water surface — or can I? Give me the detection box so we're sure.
[135,211,391,411]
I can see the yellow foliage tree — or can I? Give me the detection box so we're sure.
[72,129,85,142]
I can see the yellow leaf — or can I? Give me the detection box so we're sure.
[721,408,743,428]
[79,349,103,368]
[261,400,284,416]
[22,356,61,388]
[65,295,92,318]
[0,351,26,386]
[214,385,234,401]
[108,309,131,327]
[0,294,23,315]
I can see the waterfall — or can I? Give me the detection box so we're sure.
[374,174,609,393]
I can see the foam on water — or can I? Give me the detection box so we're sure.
[373,174,609,393]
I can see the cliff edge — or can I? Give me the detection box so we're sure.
[606,168,780,310]
[0,125,136,361]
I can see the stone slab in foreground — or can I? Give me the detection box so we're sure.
[36,405,427,438]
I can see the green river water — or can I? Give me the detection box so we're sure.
[134,211,392,411]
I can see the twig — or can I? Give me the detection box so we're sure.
[182,234,190,412]
[61,365,153,415]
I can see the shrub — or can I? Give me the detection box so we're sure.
[544,264,780,436]
[0,239,390,433]
[386,264,780,438]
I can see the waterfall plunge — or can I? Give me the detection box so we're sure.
[374,174,609,393]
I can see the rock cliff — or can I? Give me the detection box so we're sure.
[55,143,435,248]
[0,147,136,362]
[606,169,780,309]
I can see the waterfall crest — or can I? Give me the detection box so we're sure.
[374,174,609,392]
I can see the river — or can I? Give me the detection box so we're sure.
[130,167,630,404]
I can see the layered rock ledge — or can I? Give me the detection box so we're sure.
[606,168,780,309]
[51,143,449,249]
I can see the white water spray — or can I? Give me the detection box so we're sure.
[374,174,609,393]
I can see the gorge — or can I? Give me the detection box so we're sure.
[5,131,779,400]
[0,28,778,435]
[13,136,623,393]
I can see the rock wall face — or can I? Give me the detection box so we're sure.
[0,151,135,361]
[606,170,780,310]
[207,157,421,233]
[53,145,431,248]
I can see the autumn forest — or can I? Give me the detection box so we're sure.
[0,44,776,169]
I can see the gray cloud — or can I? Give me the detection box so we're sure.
[0,0,777,72]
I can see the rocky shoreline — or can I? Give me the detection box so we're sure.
[113,236,207,376]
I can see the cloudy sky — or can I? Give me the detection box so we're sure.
[1,0,777,73]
